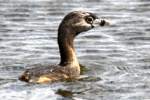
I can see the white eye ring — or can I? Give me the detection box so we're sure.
[86,17,94,24]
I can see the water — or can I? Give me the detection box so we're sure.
[0,0,150,100]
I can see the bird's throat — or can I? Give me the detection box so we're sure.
[58,27,79,67]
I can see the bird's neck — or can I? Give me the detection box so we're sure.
[58,26,79,67]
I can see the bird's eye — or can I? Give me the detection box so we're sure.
[86,17,94,24]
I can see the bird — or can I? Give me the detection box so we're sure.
[19,11,110,84]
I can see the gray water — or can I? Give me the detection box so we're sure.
[0,0,150,100]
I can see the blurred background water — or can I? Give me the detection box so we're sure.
[0,0,150,100]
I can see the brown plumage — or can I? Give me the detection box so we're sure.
[19,11,110,83]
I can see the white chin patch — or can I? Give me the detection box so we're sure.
[74,21,92,29]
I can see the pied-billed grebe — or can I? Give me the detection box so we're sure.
[19,11,110,83]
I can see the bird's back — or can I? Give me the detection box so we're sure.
[19,64,69,83]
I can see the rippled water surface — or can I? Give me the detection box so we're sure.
[0,0,150,100]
